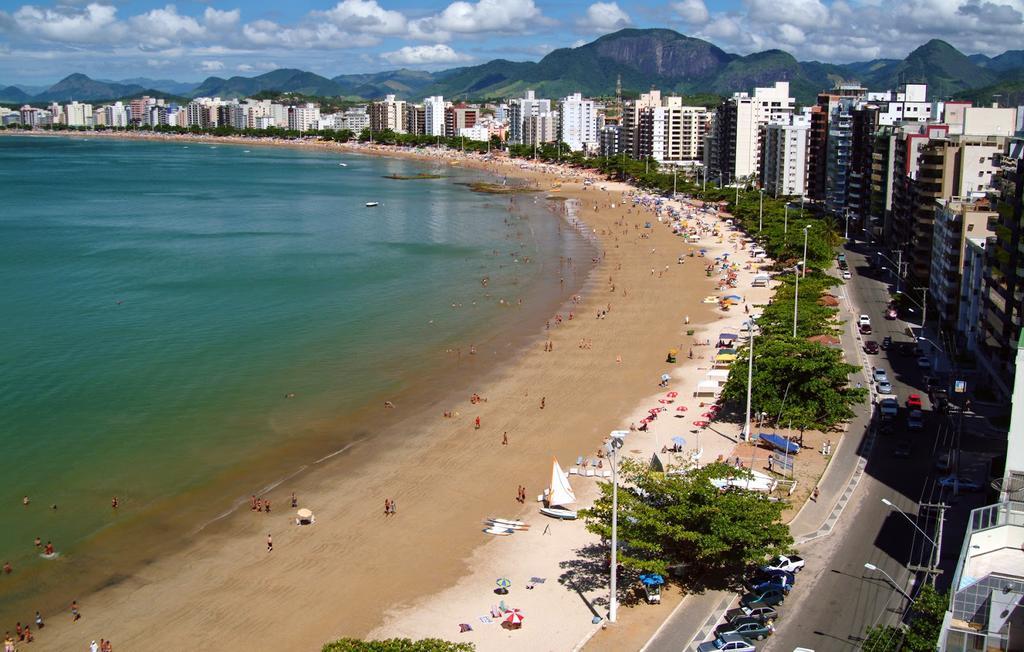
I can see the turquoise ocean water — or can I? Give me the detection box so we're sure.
[0,135,582,617]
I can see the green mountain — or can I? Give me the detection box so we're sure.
[860,39,998,99]
[953,68,1024,106]
[0,85,31,104]
[190,69,344,99]
[331,68,437,99]
[33,73,146,102]
[982,51,1024,72]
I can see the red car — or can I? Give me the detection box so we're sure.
[864,341,880,354]
[906,394,923,410]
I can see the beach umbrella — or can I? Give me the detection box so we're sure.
[666,391,678,398]
[675,406,688,412]
[503,609,524,625]
[658,399,673,404]
[649,408,660,415]
[723,295,743,301]
[639,573,665,587]
[701,411,715,418]
[671,436,686,447]
[496,577,511,592]
[693,420,709,428]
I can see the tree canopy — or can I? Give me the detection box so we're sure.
[580,460,793,579]
[861,584,947,651]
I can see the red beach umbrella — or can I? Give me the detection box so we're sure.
[666,391,678,398]
[649,408,660,414]
[503,609,525,629]
[701,411,715,418]
[658,399,674,404]
[693,420,709,427]
[676,406,688,412]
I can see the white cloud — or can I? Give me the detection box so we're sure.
[8,2,123,44]
[409,0,546,40]
[381,43,471,65]
[236,63,254,72]
[199,59,224,72]
[672,0,710,24]
[577,2,631,31]
[318,0,407,35]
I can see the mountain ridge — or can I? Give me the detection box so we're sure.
[4,30,1022,106]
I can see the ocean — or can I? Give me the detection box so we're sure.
[0,135,587,619]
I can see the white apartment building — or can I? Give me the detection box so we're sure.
[945,104,1018,137]
[638,97,708,164]
[229,103,250,130]
[867,83,938,126]
[509,90,551,145]
[92,107,106,127]
[958,236,990,351]
[65,101,93,127]
[104,102,129,128]
[459,125,490,142]
[522,111,560,147]
[762,112,811,197]
[711,81,795,184]
[339,107,369,132]
[288,103,320,132]
[370,94,406,133]
[423,96,447,137]
[559,92,598,153]
[47,103,64,125]
[930,197,996,325]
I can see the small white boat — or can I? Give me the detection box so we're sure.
[338,162,348,167]
[540,457,578,520]
[365,202,379,207]
[487,518,530,529]
[540,507,578,520]
[484,526,514,536]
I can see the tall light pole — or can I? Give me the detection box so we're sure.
[759,189,764,232]
[844,208,850,239]
[673,166,677,197]
[882,498,940,585]
[801,224,811,279]
[784,203,789,234]
[743,328,755,441]
[702,166,707,193]
[606,435,624,622]
[735,181,739,206]
[793,262,800,338]
[863,563,911,601]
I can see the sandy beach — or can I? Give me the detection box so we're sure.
[8,131,798,651]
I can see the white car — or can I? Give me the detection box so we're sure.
[872,367,889,383]
[762,554,805,573]
[858,314,871,327]
[697,633,756,652]
[907,409,924,430]
[842,270,852,279]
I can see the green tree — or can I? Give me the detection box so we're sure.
[322,638,474,652]
[859,584,947,651]
[580,460,793,579]
[862,625,904,651]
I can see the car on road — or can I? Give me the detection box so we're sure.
[930,388,950,412]
[881,336,892,349]
[938,476,985,492]
[697,632,757,652]
[842,270,852,279]
[715,617,775,642]
[762,554,805,573]
[745,575,793,594]
[872,367,889,383]
[893,440,913,458]
[886,307,898,320]
[740,587,786,608]
[907,409,924,430]
[935,451,955,472]
[917,357,932,370]
[877,380,893,394]
[726,605,780,624]
[879,398,899,419]
[906,394,923,409]
[860,323,873,335]
[864,340,880,354]
[858,314,871,327]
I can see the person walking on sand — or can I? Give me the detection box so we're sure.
[475,416,481,430]
[384,499,390,516]
[71,600,80,621]
[540,397,545,409]
[266,534,273,552]
[389,499,396,515]
[502,432,508,446]
[812,487,820,502]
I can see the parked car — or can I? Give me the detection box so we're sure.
[745,575,793,595]
[697,632,757,652]
[931,389,950,412]
[917,357,932,370]
[748,568,796,585]
[858,314,871,327]
[726,605,780,624]
[762,554,805,573]
[939,476,985,492]
[842,270,852,280]
[872,368,889,383]
[879,398,899,419]
[881,336,892,350]
[864,340,880,354]
[935,451,955,472]
[860,323,873,335]
[715,617,776,642]
[906,394,923,410]
[740,587,786,608]
[877,380,893,394]
[907,409,924,430]
[893,440,913,458]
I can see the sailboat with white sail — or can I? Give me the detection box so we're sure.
[540,457,578,520]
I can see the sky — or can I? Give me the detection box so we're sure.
[1,0,1022,85]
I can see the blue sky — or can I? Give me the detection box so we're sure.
[1,0,1021,85]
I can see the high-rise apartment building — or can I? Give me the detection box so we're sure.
[65,101,93,127]
[445,104,479,139]
[522,111,560,147]
[423,96,446,137]
[369,95,406,134]
[509,90,551,145]
[288,103,320,132]
[559,93,598,153]
[762,112,811,197]
[636,97,707,164]
[929,197,996,328]
[708,81,795,185]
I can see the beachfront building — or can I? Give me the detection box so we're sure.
[445,104,479,139]
[929,197,996,328]
[338,107,370,133]
[638,98,708,164]
[707,81,795,185]
[559,93,598,153]
[958,235,990,351]
[65,101,93,127]
[600,124,623,157]
[370,94,406,134]
[423,96,447,137]
[288,103,321,133]
[522,111,560,148]
[762,112,811,197]
[459,125,490,142]
[867,83,937,126]
[104,102,129,128]
[509,90,551,145]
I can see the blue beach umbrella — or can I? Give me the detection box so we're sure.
[671,436,686,447]
[639,573,665,586]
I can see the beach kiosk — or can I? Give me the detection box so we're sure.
[640,573,665,604]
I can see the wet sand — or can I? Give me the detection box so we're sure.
[16,134,736,651]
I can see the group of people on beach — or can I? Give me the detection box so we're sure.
[250,495,272,514]
[383,499,397,516]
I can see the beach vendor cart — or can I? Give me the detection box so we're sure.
[640,573,665,604]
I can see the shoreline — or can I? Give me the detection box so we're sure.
[14,131,766,651]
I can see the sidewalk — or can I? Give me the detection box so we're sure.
[636,251,878,652]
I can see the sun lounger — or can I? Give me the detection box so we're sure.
[585,469,595,477]
[569,467,579,475]
[603,470,612,478]
[576,456,584,465]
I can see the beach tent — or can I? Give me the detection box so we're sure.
[717,348,738,356]
[706,369,730,384]
[714,352,738,363]
[649,452,665,472]
[694,380,719,397]
[717,333,738,345]
[296,508,315,525]
[710,470,778,493]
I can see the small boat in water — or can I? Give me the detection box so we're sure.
[365,202,379,207]
[339,162,348,167]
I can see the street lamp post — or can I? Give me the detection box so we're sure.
[743,328,755,441]
[784,203,789,235]
[882,498,941,585]
[702,166,707,193]
[759,189,764,232]
[844,208,850,239]
[606,435,624,622]
[863,563,912,601]
[673,166,678,197]
[735,182,739,206]
[801,224,811,279]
